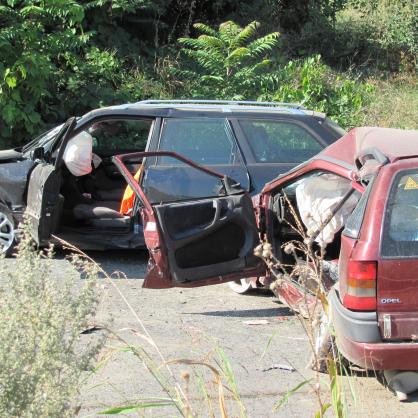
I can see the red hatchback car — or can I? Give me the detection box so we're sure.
[113,127,418,370]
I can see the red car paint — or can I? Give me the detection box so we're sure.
[115,127,418,370]
[337,333,418,370]
[114,151,263,289]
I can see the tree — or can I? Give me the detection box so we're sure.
[0,0,133,147]
[176,20,280,99]
[0,1,88,144]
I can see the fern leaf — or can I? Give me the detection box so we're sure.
[234,21,259,47]
[218,20,241,45]
[193,22,217,37]
[248,32,280,56]
[226,47,250,62]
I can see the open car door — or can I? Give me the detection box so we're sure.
[26,117,76,245]
[113,151,264,288]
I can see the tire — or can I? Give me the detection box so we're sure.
[0,204,16,257]
[228,278,253,294]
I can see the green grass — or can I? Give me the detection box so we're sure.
[362,75,418,129]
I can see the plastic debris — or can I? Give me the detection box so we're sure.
[262,364,296,372]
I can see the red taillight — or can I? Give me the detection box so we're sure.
[343,261,377,311]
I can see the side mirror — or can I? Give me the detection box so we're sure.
[31,146,45,162]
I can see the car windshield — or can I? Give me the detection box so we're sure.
[22,124,64,152]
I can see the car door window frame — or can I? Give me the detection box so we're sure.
[156,117,246,166]
[113,150,228,211]
[149,117,251,193]
[232,117,328,165]
[113,150,262,287]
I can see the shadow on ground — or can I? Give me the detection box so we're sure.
[188,306,294,318]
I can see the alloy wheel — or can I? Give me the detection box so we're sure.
[0,211,14,254]
[228,278,252,294]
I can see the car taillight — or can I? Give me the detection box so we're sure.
[343,261,377,311]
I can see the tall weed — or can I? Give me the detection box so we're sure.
[0,222,102,418]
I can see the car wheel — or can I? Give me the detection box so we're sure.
[0,204,16,257]
[228,278,253,294]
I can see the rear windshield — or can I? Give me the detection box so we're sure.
[239,120,324,163]
[381,170,418,258]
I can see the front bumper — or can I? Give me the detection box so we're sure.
[330,286,418,370]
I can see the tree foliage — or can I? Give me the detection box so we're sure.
[0,0,88,142]
[177,21,280,99]
[0,0,134,147]
[0,0,416,147]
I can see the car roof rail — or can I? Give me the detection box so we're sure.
[136,99,305,109]
[355,147,389,170]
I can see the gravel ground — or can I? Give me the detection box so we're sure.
[2,250,418,417]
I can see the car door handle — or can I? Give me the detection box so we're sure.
[169,200,230,245]
[201,200,222,232]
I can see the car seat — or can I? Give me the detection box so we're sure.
[73,201,123,220]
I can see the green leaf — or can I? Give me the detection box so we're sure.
[315,403,331,418]
[227,47,250,61]
[274,379,312,411]
[3,103,18,124]
[27,112,41,124]
[99,401,175,414]
[5,75,17,88]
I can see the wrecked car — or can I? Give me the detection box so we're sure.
[0,100,343,255]
[111,126,418,371]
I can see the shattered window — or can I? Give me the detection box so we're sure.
[382,171,418,258]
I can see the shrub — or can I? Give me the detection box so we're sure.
[334,0,417,71]
[0,223,102,417]
[267,55,373,128]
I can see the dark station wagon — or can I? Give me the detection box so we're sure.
[0,100,343,255]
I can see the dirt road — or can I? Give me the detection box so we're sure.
[3,250,417,417]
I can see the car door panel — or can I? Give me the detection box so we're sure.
[112,151,263,288]
[26,163,62,246]
[26,117,76,245]
[154,193,259,283]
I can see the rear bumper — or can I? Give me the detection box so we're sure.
[336,333,418,370]
[329,287,418,370]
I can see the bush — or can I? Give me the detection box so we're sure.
[0,223,102,417]
[335,1,417,71]
[361,75,418,129]
[267,55,373,128]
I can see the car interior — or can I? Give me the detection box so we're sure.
[269,171,362,287]
[52,119,152,249]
